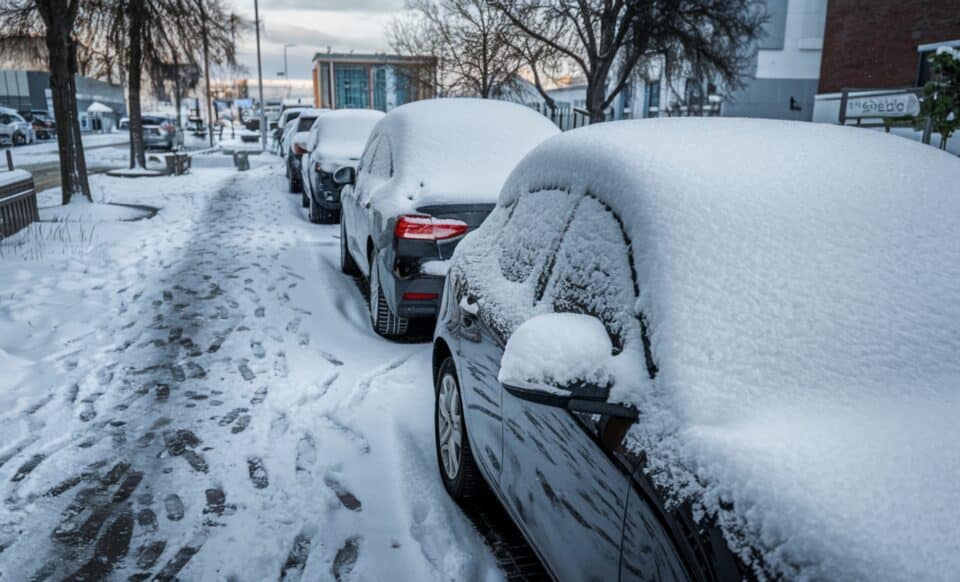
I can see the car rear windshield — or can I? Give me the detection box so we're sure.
[142,116,169,126]
[297,116,316,131]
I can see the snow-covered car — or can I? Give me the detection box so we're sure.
[300,109,384,224]
[0,108,35,146]
[119,116,129,129]
[285,108,327,193]
[336,98,559,339]
[432,119,960,581]
[274,106,307,153]
[142,114,183,151]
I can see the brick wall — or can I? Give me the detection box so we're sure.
[819,0,960,93]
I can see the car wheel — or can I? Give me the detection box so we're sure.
[340,218,360,275]
[319,207,339,225]
[12,132,25,146]
[301,191,309,209]
[369,251,408,338]
[436,358,484,500]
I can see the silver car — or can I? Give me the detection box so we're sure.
[142,115,184,151]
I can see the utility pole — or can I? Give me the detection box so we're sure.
[255,0,266,151]
[283,44,295,79]
[199,0,214,147]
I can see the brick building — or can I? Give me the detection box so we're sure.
[813,0,960,123]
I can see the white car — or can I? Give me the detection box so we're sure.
[0,107,35,146]
[300,109,384,224]
[284,108,327,193]
[274,106,307,154]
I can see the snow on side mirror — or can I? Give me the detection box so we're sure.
[499,313,638,419]
[333,166,356,186]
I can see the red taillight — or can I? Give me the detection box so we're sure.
[293,144,307,156]
[403,292,439,300]
[161,122,175,132]
[394,215,468,241]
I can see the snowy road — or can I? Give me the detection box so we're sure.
[0,161,514,580]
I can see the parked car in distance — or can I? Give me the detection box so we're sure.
[274,106,307,153]
[119,116,129,130]
[25,110,55,140]
[142,114,183,151]
[336,98,559,339]
[433,118,960,581]
[285,108,326,193]
[301,109,384,224]
[0,107,35,146]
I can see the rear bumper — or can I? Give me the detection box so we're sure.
[375,251,444,319]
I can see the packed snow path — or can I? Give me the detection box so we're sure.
[0,162,535,581]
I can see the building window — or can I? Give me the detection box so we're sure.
[335,64,370,109]
[373,67,387,111]
[644,80,660,118]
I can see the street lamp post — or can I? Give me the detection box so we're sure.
[254,0,266,151]
[283,44,296,79]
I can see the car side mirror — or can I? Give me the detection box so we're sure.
[333,166,356,186]
[498,313,638,420]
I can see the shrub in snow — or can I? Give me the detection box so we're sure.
[919,49,960,149]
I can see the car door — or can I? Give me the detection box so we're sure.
[355,135,394,275]
[456,190,578,488]
[343,134,380,268]
[498,195,643,581]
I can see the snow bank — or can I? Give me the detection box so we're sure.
[0,169,31,187]
[311,109,384,173]
[368,98,559,216]
[468,118,960,580]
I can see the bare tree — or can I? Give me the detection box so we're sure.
[0,0,93,204]
[491,0,765,123]
[390,0,526,99]
[90,0,243,168]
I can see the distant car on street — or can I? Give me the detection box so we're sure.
[284,108,326,193]
[142,114,183,151]
[301,109,384,224]
[24,110,55,140]
[275,106,308,153]
[0,107,36,146]
[432,119,960,581]
[336,98,559,338]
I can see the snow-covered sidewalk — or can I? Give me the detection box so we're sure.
[0,159,500,580]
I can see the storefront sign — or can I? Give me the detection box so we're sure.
[845,93,921,118]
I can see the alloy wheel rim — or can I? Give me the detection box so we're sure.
[438,374,462,480]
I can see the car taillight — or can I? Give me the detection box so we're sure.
[293,144,307,156]
[394,215,468,241]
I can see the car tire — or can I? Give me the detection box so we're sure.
[301,191,309,208]
[435,358,484,501]
[368,251,409,338]
[12,132,25,146]
[340,218,360,276]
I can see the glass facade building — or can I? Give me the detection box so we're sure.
[313,54,437,112]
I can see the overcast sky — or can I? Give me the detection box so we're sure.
[227,0,406,80]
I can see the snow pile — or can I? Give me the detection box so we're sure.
[458,118,960,580]
[0,169,32,187]
[311,109,384,173]
[367,98,559,216]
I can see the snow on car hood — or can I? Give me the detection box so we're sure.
[497,118,960,580]
[372,98,559,217]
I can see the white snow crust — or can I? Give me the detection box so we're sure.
[364,98,558,217]
[310,109,384,173]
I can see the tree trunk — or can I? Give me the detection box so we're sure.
[586,76,607,124]
[38,0,92,205]
[127,0,147,169]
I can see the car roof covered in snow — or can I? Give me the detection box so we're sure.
[372,98,559,212]
[499,118,960,581]
[311,109,384,170]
